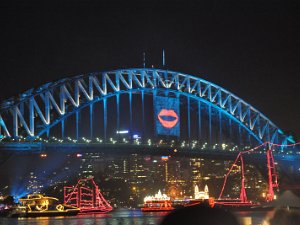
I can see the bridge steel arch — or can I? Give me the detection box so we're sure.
[0,68,295,146]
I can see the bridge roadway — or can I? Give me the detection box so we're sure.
[1,142,300,186]
[0,141,299,155]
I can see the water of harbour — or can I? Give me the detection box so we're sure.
[0,209,271,225]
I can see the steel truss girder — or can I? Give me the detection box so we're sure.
[0,68,294,145]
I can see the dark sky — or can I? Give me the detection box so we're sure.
[0,0,299,140]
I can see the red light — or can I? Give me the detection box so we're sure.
[157,109,179,128]
[144,156,151,161]
[64,178,113,213]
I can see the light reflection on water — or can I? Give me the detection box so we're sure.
[0,209,168,225]
[0,209,268,225]
[234,211,271,225]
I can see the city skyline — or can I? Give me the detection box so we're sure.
[0,151,268,207]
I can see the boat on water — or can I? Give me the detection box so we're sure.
[142,185,215,212]
[141,190,174,212]
[64,178,113,214]
[214,198,261,211]
[7,194,80,217]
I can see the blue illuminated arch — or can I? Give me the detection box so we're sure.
[0,68,295,145]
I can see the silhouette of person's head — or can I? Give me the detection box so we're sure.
[159,204,240,225]
[268,208,300,225]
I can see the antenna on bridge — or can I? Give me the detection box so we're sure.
[162,49,166,67]
[143,52,146,68]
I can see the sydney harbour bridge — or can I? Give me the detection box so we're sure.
[0,68,299,188]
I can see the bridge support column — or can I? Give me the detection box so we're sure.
[239,124,242,146]
[208,105,212,146]
[229,118,232,141]
[129,92,132,134]
[76,111,79,140]
[116,94,120,139]
[103,98,107,142]
[187,96,191,143]
[248,133,251,147]
[198,101,202,142]
[219,111,222,145]
[141,91,145,142]
[61,120,65,139]
[90,103,94,139]
[13,107,18,138]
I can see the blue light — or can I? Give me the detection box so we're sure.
[133,134,141,139]
[10,186,28,203]
[116,130,129,134]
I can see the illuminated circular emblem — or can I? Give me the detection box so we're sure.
[157,109,179,128]
[56,204,64,211]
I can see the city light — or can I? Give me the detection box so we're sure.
[161,156,169,161]
[133,134,140,139]
[116,130,129,134]
[40,153,47,158]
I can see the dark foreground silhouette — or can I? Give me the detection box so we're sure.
[268,208,300,225]
[160,204,240,225]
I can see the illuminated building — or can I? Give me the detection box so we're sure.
[190,158,202,188]
[194,184,209,200]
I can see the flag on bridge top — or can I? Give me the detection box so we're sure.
[154,96,180,137]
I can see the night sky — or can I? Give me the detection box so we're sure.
[0,0,299,140]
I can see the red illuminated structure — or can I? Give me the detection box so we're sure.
[218,142,280,207]
[157,109,179,128]
[64,178,113,214]
[266,148,279,201]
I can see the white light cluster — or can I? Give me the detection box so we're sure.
[143,190,170,203]
[134,139,141,145]
[109,137,117,144]
[82,137,91,143]
[181,141,186,147]
[96,137,103,143]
